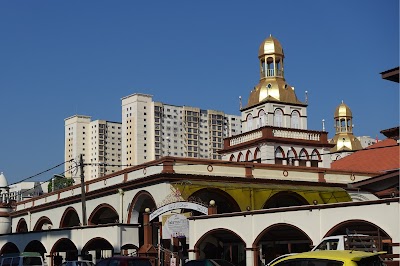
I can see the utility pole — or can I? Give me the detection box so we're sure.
[79,154,87,226]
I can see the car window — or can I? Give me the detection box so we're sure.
[314,240,339,251]
[11,258,19,266]
[22,257,43,266]
[108,259,121,266]
[2,258,12,266]
[95,259,110,266]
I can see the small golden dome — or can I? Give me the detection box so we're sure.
[258,34,284,57]
[334,101,352,118]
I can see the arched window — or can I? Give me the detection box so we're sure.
[274,147,284,165]
[246,150,253,162]
[291,110,300,129]
[258,109,266,128]
[274,109,283,127]
[299,149,308,167]
[237,152,244,162]
[254,147,261,163]
[287,149,295,166]
[247,114,253,131]
[311,149,320,167]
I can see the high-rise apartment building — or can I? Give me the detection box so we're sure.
[121,93,242,167]
[64,115,122,180]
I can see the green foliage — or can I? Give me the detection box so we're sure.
[48,175,75,192]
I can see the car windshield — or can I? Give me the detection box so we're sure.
[22,257,43,266]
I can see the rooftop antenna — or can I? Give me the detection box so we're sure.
[239,96,242,109]
[322,119,325,132]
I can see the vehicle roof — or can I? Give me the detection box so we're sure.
[272,250,384,265]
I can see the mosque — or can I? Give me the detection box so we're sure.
[0,35,398,266]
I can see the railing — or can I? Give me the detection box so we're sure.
[228,127,322,147]
[230,131,262,146]
[261,69,284,78]
[273,129,320,141]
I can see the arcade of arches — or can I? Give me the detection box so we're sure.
[2,186,393,266]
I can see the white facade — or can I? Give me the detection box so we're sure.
[121,93,242,167]
[64,115,122,180]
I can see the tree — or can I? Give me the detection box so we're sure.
[48,175,74,192]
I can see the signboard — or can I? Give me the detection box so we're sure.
[149,201,208,221]
[162,213,190,240]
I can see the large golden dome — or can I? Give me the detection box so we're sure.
[334,101,352,118]
[247,79,303,107]
[258,34,284,57]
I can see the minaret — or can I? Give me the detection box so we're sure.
[330,101,362,155]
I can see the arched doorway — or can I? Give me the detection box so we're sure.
[51,238,78,266]
[254,223,312,266]
[195,229,246,266]
[0,242,19,255]
[88,204,119,225]
[25,240,47,259]
[82,237,114,263]
[324,220,394,255]
[16,218,28,232]
[60,207,80,228]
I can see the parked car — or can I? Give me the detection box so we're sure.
[268,250,386,266]
[61,261,94,266]
[95,256,152,266]
[266,253,297,266]
[0,252,44,266]
[184,259,235,266]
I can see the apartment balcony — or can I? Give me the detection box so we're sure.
[221,126,332,152]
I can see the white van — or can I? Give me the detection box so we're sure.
[0,252,44,266]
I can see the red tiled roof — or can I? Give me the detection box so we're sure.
[331,139,399,173]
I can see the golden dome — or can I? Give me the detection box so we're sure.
[258,34,284,57]
[334,101,352,118]
[246,79,304,107]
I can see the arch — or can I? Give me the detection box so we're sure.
[126,190,157,249]
[258,109,267,128]
[229,154,235,162]
[274,147,285,165]
[286,148,297,166]
[82,237,114,262]
[291,110,300,129]
[247,114,253,131]
[24,240,47,258]
[299,149,309,167]
[274,108,283,127]
[310,149,321,167]
[189,188,241,214]
[50,237,78,264]
[263,191,309,209]
[33,216,52,231]
[245,150,253,162]
[88,203,119,225]
[16,218,28,232]
[253,223,312,265]
[254,147,261,163]
[193,228,246,265]
[237,152,244,162]
[60,206,81,228]
[0,242,19,255]
[324,219,393,254]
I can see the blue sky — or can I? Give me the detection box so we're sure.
[0,1,398,185]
